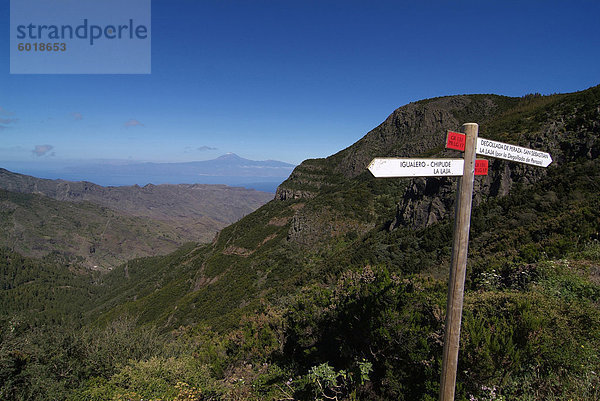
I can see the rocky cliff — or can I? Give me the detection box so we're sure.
[277,88,600,233]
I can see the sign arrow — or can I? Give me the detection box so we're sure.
[368,158,488,177]
[446,131,552,167]
[476,137,552,167]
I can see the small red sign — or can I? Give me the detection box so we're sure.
[446,131,466,151]
[475,159,489,176]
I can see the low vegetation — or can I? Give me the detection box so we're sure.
[1,86,599,400]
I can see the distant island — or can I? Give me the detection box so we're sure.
[2,153,296,193]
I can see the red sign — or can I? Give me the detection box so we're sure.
[446,131,466,151]
[447,131,488,174]
[475,159,488,176]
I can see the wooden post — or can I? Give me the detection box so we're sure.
[439,123,479,401]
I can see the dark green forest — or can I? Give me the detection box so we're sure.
[1,87,599,400]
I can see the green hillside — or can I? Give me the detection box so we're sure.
[0,188,189,269]
[91,87,600,329]
[0,248,101,328]
[1,86,599,400]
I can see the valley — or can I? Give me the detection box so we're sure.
[1,87,599,400]
[0,170,273,269]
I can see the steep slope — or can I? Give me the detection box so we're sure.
[275,94,517,200]
[93,86,599,329]
[277,90,598,229]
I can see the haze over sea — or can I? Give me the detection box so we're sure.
[1,153,295,193]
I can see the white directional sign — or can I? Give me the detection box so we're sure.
[446,131,552,167]
[368,158,465,177]
[475,138,552,167]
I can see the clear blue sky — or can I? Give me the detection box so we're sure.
[1,0,599,168]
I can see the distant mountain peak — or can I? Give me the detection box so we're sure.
[217,153,244,160]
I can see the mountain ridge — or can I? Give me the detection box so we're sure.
[0,168,273,268]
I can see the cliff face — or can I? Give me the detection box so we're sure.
[277,94,512,199]
[332,95,505,179]
[276,88,600,233]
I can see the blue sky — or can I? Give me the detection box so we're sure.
[1,0,599,170]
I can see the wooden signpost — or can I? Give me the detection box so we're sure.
[368,123,552,401]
